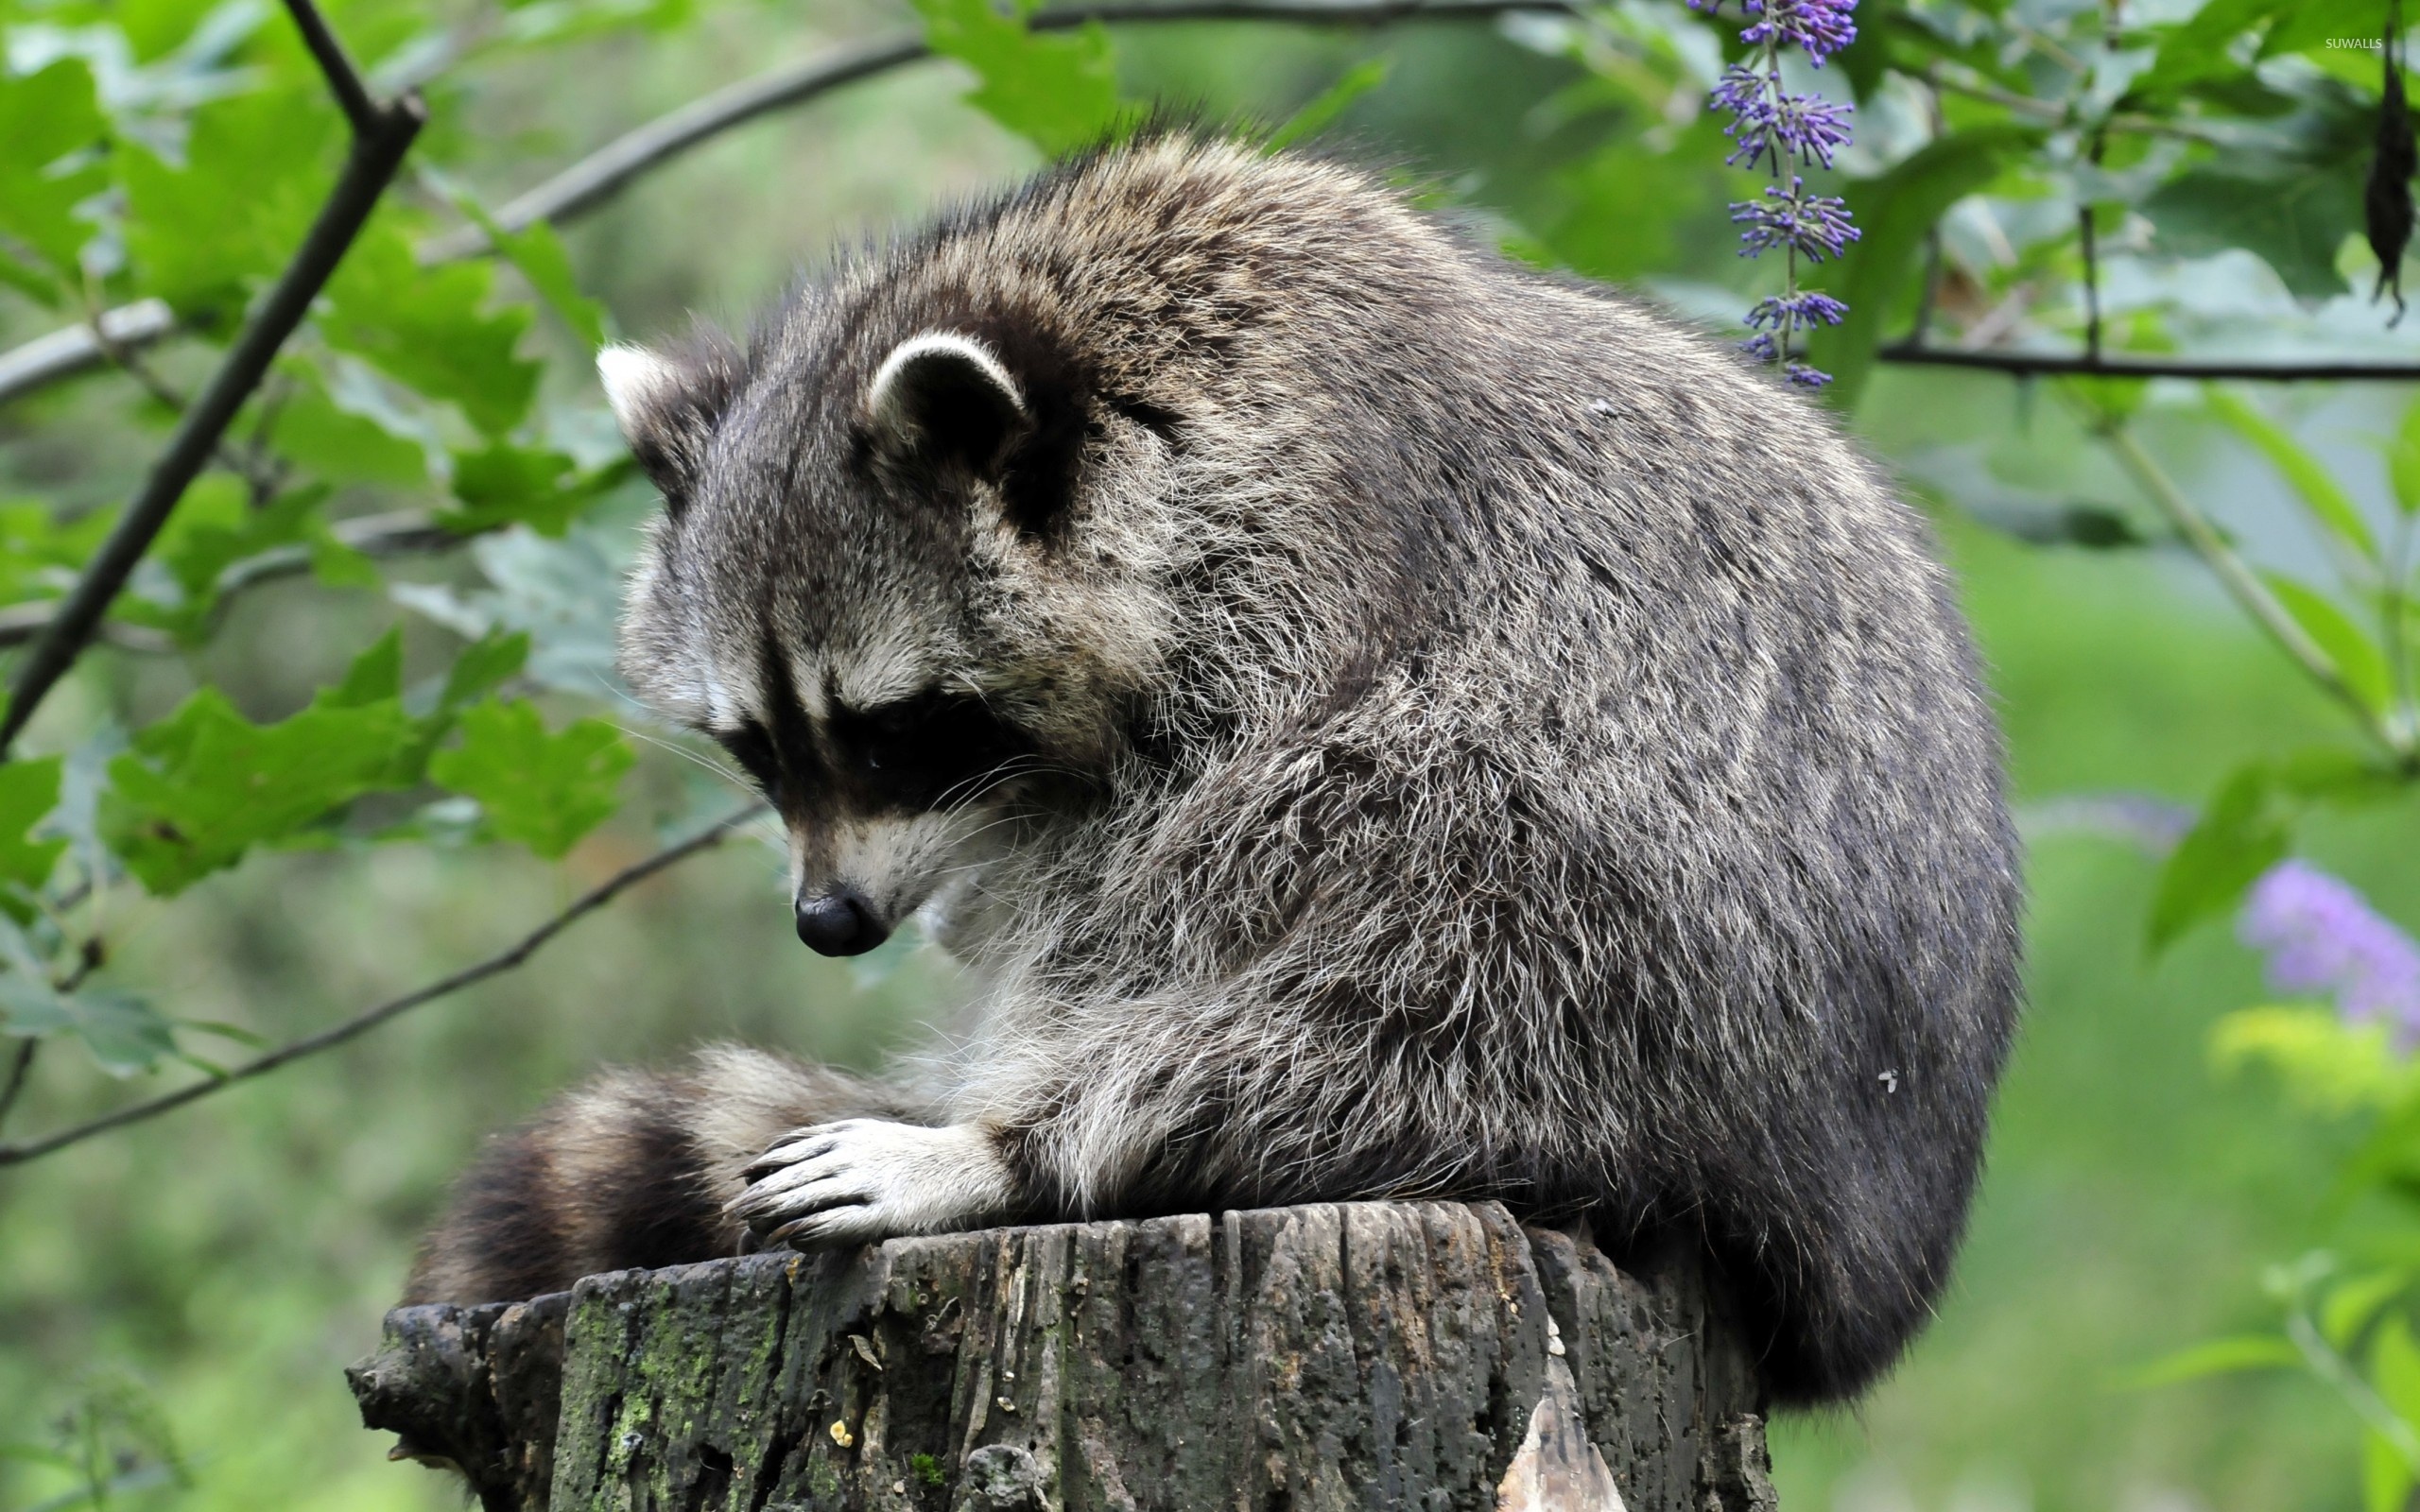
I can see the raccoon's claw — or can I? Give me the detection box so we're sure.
[729,1118,1012,1248]
[740,1132,838,1182]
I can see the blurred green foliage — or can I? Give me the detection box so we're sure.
[3,0,2420,1506]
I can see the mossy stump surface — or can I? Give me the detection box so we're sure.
[349,1199,1777,1512]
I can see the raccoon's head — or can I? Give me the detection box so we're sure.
[604,307,1178,957]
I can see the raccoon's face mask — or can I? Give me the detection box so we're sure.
[601,319,1171,957]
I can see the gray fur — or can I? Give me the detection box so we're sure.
[418,136,2021,1404]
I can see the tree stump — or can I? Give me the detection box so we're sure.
[349,1200,1777,1512]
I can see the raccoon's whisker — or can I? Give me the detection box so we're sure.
[609,720,760,795]
[932,757,1082,817]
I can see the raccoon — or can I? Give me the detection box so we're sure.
[406,134,2022,1405]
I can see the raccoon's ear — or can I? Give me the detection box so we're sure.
[599,341,740,508]
[864,333,1030,479]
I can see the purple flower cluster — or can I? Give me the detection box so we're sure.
[2238,861,2420,1042]
[1736,0,1858,65]
[1731,180,1859,261]
[1714,70,1855,169]
[1694,0,1859,389]
[1740,291,1848,363]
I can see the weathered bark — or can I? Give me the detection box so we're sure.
[350,1200,1777,1512]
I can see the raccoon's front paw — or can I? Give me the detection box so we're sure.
[728,1119,1013,1247]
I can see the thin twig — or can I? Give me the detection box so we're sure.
[279,0,381,134]
[2079,130,2106,363]
[1877,345,2420,382]
[2287,1308,2420,1471]
[0,509,463,652]
[0,1,425,757]
[0,1039,36,1134]
[1911,229,1943,346]
[0,807,761,1168]
[2100,423,2411,761]
[0,301,175,405]
[96,335,289,504]
[1925,72,2221,144]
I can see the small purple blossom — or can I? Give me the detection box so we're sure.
[1731,180,1860,262]
[2238,861,2420,1040]
[1784,361,1834,388]
[1737,0,1858,67]
[1717,70,1856,170]
[1747,291,1849,329]
[1710,63,1765,113]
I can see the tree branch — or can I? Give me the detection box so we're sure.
[0,301,175,407]
[0,509,463,652]
[279,0,383,135]
[1876,343,2420,382]
[0,806,762,1168]
[0,0,426,758]
[0,1038,36,1135]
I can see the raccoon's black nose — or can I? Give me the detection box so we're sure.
[795,889,888,956]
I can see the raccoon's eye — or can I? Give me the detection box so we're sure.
[834,693,1026,810]
[712,721,783,798]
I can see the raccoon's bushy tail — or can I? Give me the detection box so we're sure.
[403,1046,916,1305]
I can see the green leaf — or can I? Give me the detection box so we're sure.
[2324,1271,2411,1351]
[2263,573,2394,713]
[2059,372,2152,426]
[326,627,406,709]
[0,976,179,1076]
[2365,1425,2415,1512]
[2214,1005,2412,1115]
[310,533,382,590]
[439,630,531,711]
[2390,393,2420,517]
[0,1441,80,1471]
[2363,1313,2420,1510]
[100,684,419,895]
[429,701,631,859]
[0,757,67,899]
[911,0,1125,154]
[321,225,542,438]
[2145,765,2290,957]
[2273,747,2408,807]
[2119,1333,2301,1389]
[2140,87,2371,300]
[2207,388,2378,559]
[2135,0,2286,99]
[456,202,609,351]
[1805,126,2040,411]
[119,88,337,318]
[1507,123,1728,284]
[0,59,109,299]
[2263,0,2398,60]
[57,988,179,1076]
[129,479,333,639]
[1266,58,1391,152]
[267,385,430,488]
[444,444,619,537]
[0,499,114,608]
